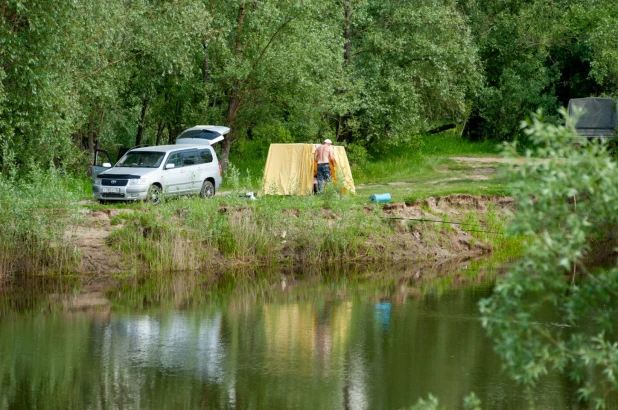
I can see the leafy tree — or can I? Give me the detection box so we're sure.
[0,1,83,173]
[0,0,211,173]
[70,0,211,158]
[200,0,341,170]
[568,1,618,93]
[462,0,618,142]
[5,0,618,174]
[481,110,618,408]
[459,0,561,141]
[332,0,481,147]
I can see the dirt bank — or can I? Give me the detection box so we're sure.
[69,194,514,275]
[371,194,513,261]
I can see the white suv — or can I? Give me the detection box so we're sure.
[92,126,229,204]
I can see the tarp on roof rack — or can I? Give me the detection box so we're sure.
[261,144,355,195]
[567,98,617,138]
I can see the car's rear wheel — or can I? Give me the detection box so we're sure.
[147,185,162,205]
[200,180,215,198]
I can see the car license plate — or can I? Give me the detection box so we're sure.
[102,187,120,193]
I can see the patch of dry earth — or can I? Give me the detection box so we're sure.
[68,209,133,274]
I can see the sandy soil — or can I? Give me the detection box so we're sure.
[374,194,513,261]
[449,156,516,164]
[66,209,133,274]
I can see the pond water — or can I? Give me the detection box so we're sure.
[0,268,584,409]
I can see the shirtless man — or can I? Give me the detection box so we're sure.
[314,139,336,193]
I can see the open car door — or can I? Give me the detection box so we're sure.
[92,149,113,182]
[175,125,230,146]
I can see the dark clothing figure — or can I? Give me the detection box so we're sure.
[317,163,331,193]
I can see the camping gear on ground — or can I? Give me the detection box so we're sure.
[261,144,355,195]
[567,97,617,139]
[370,193,391,203]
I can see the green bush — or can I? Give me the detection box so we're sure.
[340,142,370,169]
[234,121,294,161]
[481,109,618,408]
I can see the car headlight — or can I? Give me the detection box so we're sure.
[94,178,102,185]
[129,178,148,185]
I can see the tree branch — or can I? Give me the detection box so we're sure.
[233,11,301,120]
[79,50,144,80]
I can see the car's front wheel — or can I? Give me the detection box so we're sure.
[147,184,162,205]
[200,180,215,198]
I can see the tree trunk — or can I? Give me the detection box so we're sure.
[427,123,456,135]
[220,1,246,172]
[235,1,245,54]
[202,42,210,82]
[168,99,182,144]
[155,120,165,146]
[221,133,232,171]
[221,88,239,172]
[135,98,148,146]
[88,119,94,162]
[86,108,104,176]
[168,124,178,145]
[337,1,354,142]
[167,124,174,145]
[343,1,352,67]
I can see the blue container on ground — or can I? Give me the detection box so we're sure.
[370,193,391,203]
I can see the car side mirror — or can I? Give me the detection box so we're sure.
[103,162,112,168]
[165,163,175,170]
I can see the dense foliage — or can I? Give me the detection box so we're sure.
[2,0,617,174]
[461,0,618,141]
[481,111,618,408]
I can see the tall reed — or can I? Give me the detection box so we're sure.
[107,193,389,272]
[0,170,81,276]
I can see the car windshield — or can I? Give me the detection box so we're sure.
[116,152,165,168]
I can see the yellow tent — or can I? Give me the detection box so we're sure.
[261,143,356,195]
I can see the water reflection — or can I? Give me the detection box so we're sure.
[0,267,590,409]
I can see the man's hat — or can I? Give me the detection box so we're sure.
[323,139,332,144]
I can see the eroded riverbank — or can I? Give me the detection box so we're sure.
[66,194,517,275]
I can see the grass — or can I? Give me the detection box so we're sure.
[104,188,394,272]
[417,131,501,156]
[75,130,507,203]
[0,170,82,276]
[220,130,509,203]
[218,130,502,187]
[1,130,519,276]
[97,180,521,273]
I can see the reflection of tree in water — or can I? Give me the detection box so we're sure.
[0,274,588,410]
[343,346,369,410]
[87,312,228,407]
